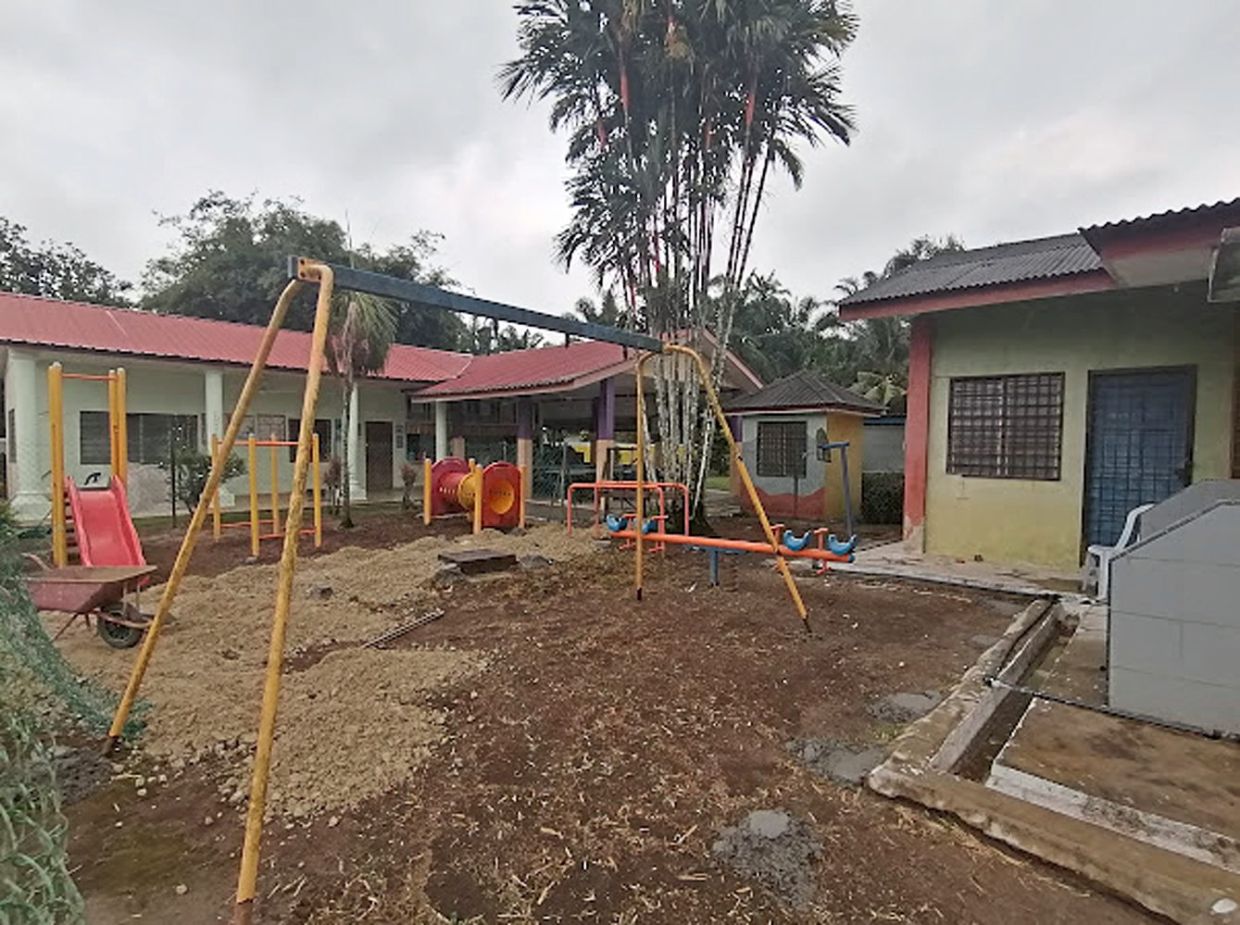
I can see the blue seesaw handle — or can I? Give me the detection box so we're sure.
[604,514,628,533]
[827,533,858,556]
[782,531,812,552]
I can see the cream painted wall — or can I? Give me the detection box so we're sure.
[3,348,407,520]
[740,412,828,516]
[737,409,866,524]
[824,411,865,524]
[925,285,1237,569]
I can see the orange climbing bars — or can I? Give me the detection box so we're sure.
[565,480,690,536]
[209,435,323,556]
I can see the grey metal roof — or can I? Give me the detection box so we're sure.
[1081,197,1240,235]
[724,369,883,415]
[839,233,1102,306]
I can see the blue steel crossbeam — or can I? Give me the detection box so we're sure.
[288,256,663,353]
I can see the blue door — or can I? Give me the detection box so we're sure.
[1084,369,1194,548]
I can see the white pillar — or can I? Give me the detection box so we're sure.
[204,369,224,447]
[348,384,366,501]
[203,368,234,506]
[6,349,47,523]
[434,400,449,461]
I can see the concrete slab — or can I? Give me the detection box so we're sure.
[991,698,1240,870]
[869,690,942,724]
[437,548,518,575]
[1029,602,1108,706]
[866,599,1240,925]
[837,540,1085,598]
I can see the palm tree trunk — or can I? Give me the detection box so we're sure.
[737,145,774,283]
[340,376,354,529]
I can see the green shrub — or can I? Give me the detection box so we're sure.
[861,471,903,525]
[163,449,245,518]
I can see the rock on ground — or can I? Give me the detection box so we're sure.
[711,808,822,907]
[790,738,886,786]
[868,690,943,724]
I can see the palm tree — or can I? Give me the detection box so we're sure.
[502,0,858,510]
[573,289,625,327]
[465,318,545,354]
[325,291,397,528]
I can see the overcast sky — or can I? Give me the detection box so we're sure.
[1,1,1237,316]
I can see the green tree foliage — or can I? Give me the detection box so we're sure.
[726,234,966,410]
[572,289,624,327]
[141,192,465,350]
[0,217,132,305]
[166,448,245,520]
[464,318,546,355]
[728,272,835,383]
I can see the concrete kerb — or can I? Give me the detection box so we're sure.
[864,598,1240,925]
[829,560,1088,603]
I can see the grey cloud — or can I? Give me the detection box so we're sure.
[1,1,1236,318]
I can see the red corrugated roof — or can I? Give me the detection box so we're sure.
[417,339,634,398]
[0,291,471,383]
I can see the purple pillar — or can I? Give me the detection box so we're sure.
[517,397,534,440]
[594,378,616,480]
[596,378,616,440]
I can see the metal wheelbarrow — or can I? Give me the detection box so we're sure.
[23,556,157,649]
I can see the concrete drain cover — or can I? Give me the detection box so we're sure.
[869,690,943,724]
[711,809,822,907]
[790,739,885,785]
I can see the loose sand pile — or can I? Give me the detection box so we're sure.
[55,524,594,814]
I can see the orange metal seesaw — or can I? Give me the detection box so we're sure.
[632,343,810,628]
[608,528,854,563]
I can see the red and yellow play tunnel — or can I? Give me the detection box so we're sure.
[430,458,522,529]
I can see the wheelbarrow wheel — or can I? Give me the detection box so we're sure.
[97,605,147,649]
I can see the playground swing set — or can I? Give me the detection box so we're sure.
[89,256,853,924]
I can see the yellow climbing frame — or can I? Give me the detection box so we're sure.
[633,344,808,627]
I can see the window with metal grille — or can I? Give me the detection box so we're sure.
[129,414,198,465]
[79,411,112,465]
[947,373,1064,479]
[756,421,807,478]
[286,418,333,461]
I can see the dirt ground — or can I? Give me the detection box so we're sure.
[58,517,1158,924]
[57,523,587,814]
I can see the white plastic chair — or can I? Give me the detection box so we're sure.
[1083,503,1153,600]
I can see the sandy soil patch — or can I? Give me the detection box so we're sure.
[56,524,594,814]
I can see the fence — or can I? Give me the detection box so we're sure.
[0,511,116,924]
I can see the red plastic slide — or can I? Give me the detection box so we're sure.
[65,477,147,568]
